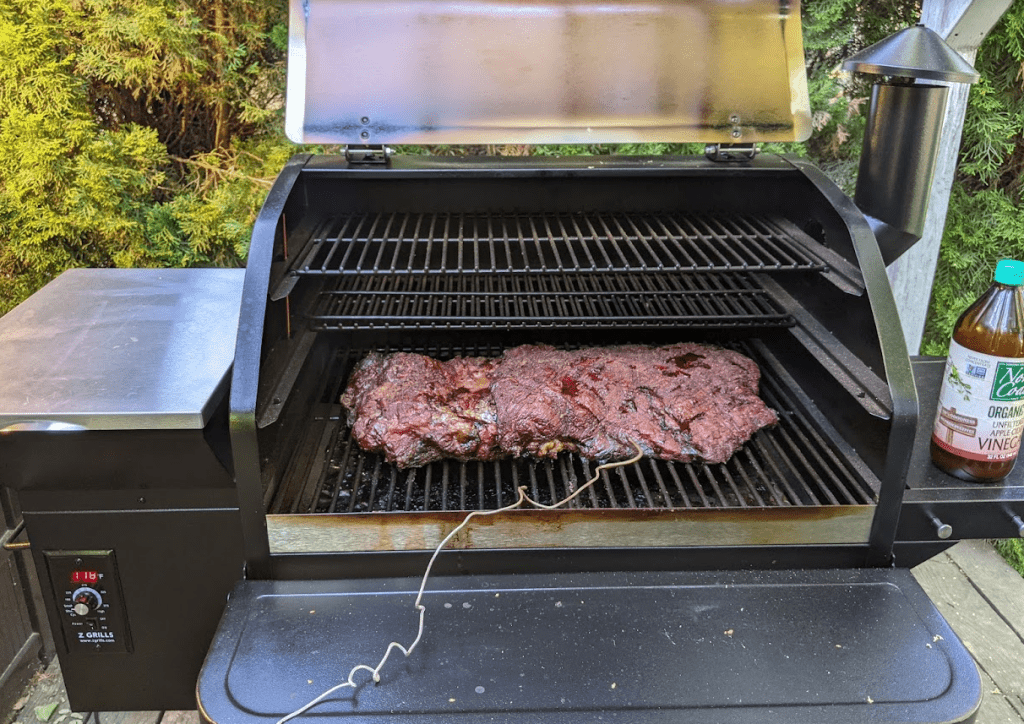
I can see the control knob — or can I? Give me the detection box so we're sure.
[72,587,102,616]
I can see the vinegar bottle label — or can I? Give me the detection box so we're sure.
[933,340,1024,462]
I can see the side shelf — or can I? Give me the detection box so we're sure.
[898,357,1024,544]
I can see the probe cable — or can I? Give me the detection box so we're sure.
[275,442,645,724]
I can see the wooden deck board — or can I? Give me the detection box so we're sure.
[974,667,1024,724]
[93,714,160,724]
[912,540,1024,724]
[945,540,1024,639]
[6,661,85,724]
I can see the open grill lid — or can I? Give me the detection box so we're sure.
[286,0,812,145]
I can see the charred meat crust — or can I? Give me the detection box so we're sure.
[341,344,778,469]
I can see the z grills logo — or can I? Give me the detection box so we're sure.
[77,631,115,641]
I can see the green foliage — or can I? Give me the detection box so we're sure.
[922,3,1024,357]
[922,187,1024,356]
[957,76,1019,185]
[0,0,292,315]
[146,138,296,264]
[795,0,919,164]
[71,0,288,153]
[0,0,168,311]
[957,5,1024,192]
[71,0,205,92]
[993,539,1024,578]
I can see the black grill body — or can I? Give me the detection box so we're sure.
[202,152,1021,724]
[230,153,920,578]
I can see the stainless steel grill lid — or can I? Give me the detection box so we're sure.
[286,0,812,145]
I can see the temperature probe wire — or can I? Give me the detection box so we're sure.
[275,442,645,724]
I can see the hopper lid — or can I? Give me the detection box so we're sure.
[0,269,243,431]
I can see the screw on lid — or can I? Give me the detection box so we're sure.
[994,260,1024,285]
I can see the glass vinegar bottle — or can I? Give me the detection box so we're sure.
[931,259,1024,482]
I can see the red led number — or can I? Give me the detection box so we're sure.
[71,571,99,584]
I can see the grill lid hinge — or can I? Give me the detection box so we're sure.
[343,145,393,166]
[704,143,759,163]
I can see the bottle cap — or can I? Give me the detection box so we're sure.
[994,260,1024,285]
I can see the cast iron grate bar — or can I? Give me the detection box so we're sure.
[309,272,792,331]
[286,211,827,281]
[269,342,876,516]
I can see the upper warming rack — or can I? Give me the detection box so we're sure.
[274,209,837,333]
[276,211,826,288]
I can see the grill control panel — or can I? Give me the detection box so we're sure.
[44,550,131,654]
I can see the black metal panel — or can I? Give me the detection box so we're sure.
[0,489,48,717]
[0,429,233,491]
[789,159,919,565]
[0,388,234,492]
[265,541,958,580]
[17,488,241,515]
[199,569,981,724]
[231,153,312,578]
[23,508,244,712]
[265,544,921,580]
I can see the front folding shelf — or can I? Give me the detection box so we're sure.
[198,568,980,724]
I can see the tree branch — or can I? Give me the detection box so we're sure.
[168,155,275,187]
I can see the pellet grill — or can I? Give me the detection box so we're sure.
[2,1,1024,722]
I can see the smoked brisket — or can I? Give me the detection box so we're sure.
[340,352,501,468]
[341,344,777,468]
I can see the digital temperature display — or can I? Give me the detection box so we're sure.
[71,571,99,585]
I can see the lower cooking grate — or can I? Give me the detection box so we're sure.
[267,342,877,515]
[309,272,791,331]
